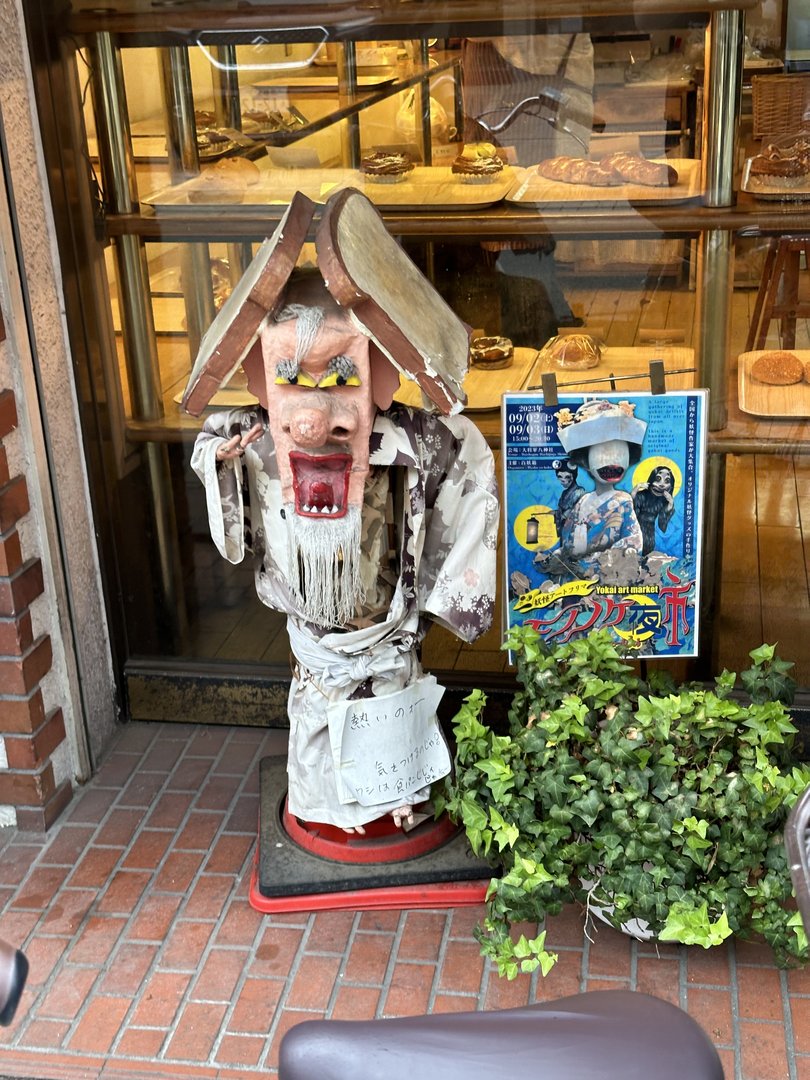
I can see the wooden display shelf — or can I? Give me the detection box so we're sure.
[115,198,810,243]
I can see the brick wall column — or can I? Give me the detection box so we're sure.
[0,387,72,830]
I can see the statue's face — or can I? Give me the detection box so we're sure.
[586,439,630,486]
[261,304,375,519]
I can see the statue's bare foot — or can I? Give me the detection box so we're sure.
[342,824,366,836]
[391,805,414,829]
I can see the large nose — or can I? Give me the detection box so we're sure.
[286,398,357,449]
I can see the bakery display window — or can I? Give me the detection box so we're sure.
[22,0,810,721]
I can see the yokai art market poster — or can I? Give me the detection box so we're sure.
[502,391,707,657]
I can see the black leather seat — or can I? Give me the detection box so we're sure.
[279,989,724,1080]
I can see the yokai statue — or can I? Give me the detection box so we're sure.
[183,189,498,834]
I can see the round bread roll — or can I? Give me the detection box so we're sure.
[750,350,804,385]
[211,157,261,186]
[187,157,260,204]
[546,334,601,370]
[804,360,810,385]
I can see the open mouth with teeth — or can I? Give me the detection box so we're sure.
[289,452,352,519]
[596,465,626,483]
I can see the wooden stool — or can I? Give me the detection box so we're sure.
[746,235,810,352]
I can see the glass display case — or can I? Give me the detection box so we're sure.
[22,0,810,723]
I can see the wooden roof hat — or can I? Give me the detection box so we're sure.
[181,187,469,417]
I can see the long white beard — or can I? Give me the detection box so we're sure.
[286,504,364,628]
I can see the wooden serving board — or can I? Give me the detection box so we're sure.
[532,344,696,393]
[141,161,346,213]
[334,165,515,210]
[738,349,810,418]
[505,158,701,206]
[394,347,540,412]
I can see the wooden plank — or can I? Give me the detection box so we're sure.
[215,602,287,662]
[760,610,810,685]
[722,455,759,581]
[757,523,808,601]
[454,649,509,673]
[756,455,801,528]
[716,581,763,672]
[665,286,695,346]
[422,624,462,669]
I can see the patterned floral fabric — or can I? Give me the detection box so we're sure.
[191,402,499,827]
[560,487,643,576]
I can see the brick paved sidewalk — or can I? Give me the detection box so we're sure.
[0,720,807,1080]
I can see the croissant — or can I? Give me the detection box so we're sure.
[600,151,678,187]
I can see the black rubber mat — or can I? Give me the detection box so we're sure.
[256,755,493,898]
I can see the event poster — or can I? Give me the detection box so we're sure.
[502,390,707,657]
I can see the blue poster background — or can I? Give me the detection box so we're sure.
[502,390,707,658]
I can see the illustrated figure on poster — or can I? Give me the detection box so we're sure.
[551,457,585,541]
[632,464,676,557]
[184,189,498,834]
[545,399,647,578]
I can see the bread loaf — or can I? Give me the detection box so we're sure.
[600,151,678,187]
[536,157,618,187]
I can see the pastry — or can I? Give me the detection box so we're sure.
[359,150,414,183]
[599,151,679,187]
[750,350,804,385]
[469,335,513,369]
[749,140,810,188]
[452,143,505,183]
[187,157,261,203]
[196,128,237,159]
[545,334,601,370]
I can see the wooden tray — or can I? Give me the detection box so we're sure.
[738,349,810,417]
[532,344,696,393]
[394,347,540,412]
[740,158,810,201]
[333,165,516,210]
[505,158,701,206]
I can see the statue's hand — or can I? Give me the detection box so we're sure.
[215,421,265,462]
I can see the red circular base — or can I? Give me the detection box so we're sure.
[283,802,460,864]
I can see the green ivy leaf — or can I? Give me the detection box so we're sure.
[659,902,733,947]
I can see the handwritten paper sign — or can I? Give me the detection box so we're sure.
[327,675,450,807]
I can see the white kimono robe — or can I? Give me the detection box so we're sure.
[191,403,499,828]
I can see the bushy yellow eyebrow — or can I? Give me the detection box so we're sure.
[274,359,317,387]
[318,355,361,387]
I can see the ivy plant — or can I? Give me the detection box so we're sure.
[435,628,810,979]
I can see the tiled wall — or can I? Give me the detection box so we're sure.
[0,386,72,830]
